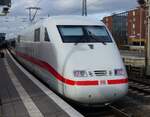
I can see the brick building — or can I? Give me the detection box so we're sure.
[103,7,147,47]
[103,16,113,31]
[128,8,146,46]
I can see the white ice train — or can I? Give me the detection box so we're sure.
[10,16,128,105]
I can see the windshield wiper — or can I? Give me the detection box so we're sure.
[74,35,88,45]
[86,30,106,45]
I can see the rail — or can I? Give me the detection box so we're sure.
[108,105,132,117]
[75,104,132,117]
[129,80,150,95]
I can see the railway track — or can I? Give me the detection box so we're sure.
[108,105,132,117]
[73,104,132,117]
[128,78,150,99]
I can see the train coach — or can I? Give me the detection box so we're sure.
[10,16,128,105]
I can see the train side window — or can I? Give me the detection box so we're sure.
[17,35,20,43]
[44,28,50,42]
[34,28,40,42]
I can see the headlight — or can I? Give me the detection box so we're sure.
[114,69,126,76]
[73,70,88,77]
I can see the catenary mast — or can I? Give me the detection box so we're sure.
[138,0,150,76]
[82,0,87,16]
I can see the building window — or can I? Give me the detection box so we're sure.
[17,35,21,43]
[132,24,135,29]
[133,30,135,35]
[34,28,40,42]
[133,11,135,16]
[133,18,136,22]
[144,20,147,24]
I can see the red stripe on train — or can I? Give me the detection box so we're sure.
[107,79,128,84]
[15,51,127,86]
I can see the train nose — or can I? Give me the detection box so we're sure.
[97,84,128,103]
[64,79,128,104]
[62,45,128,104]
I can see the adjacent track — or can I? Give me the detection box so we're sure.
[73,104,132,117]
[129,79,150,95]
[109,105,132,117]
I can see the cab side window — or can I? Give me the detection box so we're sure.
[34,28,40,42]
[44,28,50,42]
[17,35,21,43]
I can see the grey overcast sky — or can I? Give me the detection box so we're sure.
[9,0,138,19]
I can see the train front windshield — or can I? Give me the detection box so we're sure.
[57,25,112,43]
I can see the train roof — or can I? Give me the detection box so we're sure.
[18,16,105,35]
[42,15,104,26]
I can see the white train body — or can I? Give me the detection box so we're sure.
[12,16,128,105]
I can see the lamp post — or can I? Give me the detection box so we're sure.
[146,0,150,75]
[0,0,11,7]
[0,0,11,15]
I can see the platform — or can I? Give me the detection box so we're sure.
[0,51,83,117]
[120,50,145,67]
